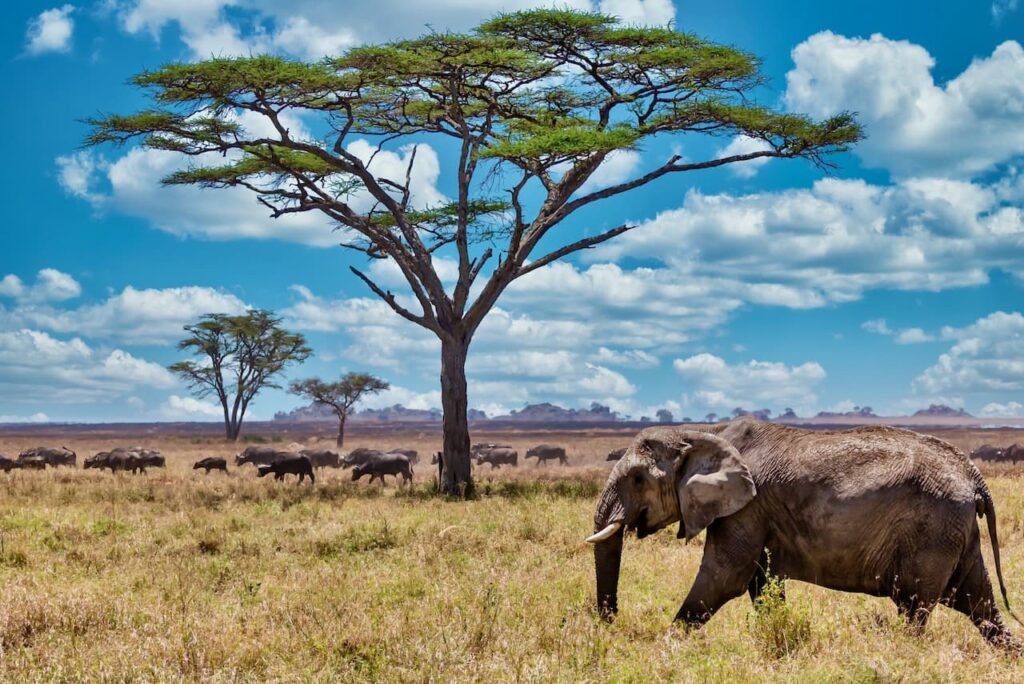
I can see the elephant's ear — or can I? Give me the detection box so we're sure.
[668,432,756,540]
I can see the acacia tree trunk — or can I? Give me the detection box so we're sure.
[439,334,473,496]
[336,413,346,448]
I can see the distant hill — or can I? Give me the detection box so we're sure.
[489,402,619,423]
[815,406,877,419]
[274,401,619,424]
[913,404,972,418]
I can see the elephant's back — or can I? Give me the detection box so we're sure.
[750,424,978,504]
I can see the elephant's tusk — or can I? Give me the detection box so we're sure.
[585,522,622,544]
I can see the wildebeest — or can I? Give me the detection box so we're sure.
[606,447,628,461]
[352,452,413,485]
[300,449,341,469]
[342,447,383,468]
[474,445,518,469]
[387,448,419,464]
[84,452,112,470]
[971,444,1024,463]
[16,457,47,470]
[257,454,315,484]
[193,457,228,474]
[135,451,165,468]
[0,455,18,472]
[235,445,280,466]
[525,444,568,466]
[19,446,76,467]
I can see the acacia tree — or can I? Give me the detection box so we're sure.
[88,10,860,494]
[170,310,312,441]
[289,373,389,447]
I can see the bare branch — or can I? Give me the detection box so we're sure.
[349,266,435,331]
[514,224,635,279]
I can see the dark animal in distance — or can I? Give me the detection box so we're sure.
[19,446,76,467]
[342,447,383,469]
[0,455,19,472]
[971,444,1024,463]
[193,457,228,473]
[257,455,315,484]
[606,447,628,461]
[474,445,518,469]
[387,448,419,464]
[16,457,47,470]
[235,446,280,466]
[590,418,1022,651]
[300,449,341,469]
[352,452,413,485]
[526,444,568,466]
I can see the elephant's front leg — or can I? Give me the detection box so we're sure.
[674,521,764,627]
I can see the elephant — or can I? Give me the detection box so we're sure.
[257,455,315,484]
[193,457,228,473]
[525,444,568,466]
[235,446,279,466]
[300,449,341,469]
[606,447,628,461]
[352,452,413,485]
[19,446,76,467]
[588,418,1021,650]
[475,446,518,469]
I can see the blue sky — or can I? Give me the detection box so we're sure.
[2,0,1024,423]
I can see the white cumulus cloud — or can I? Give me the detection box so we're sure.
[673,352,826,414]
[785,32,1024,179]
[25,5,75,56]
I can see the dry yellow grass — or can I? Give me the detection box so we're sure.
[0,426,1021,682]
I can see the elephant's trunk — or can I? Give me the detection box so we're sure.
[592,476,626,618]
[594,527,624,618]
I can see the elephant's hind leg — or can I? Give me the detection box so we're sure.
[944,543,1022,652]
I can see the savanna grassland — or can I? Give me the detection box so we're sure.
[0,426,1022,682]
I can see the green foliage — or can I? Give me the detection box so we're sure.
[748,570,814,659]
[170,310,311,440]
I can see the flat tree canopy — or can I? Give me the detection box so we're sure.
[290,373,389,447]
[170,310,311,441]
[88,9,861,494]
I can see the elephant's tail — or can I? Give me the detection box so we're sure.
[979,484,1020,624]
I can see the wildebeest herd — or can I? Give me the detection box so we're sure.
[971,444,1024,462]
[0,441,584,485]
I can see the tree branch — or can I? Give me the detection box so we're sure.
[514,224,634,280]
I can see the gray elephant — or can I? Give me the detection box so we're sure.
[525,444,567,466]
[588,418,1020,650]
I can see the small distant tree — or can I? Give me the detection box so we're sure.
[289,372,390,447]
[169,310,311,441]
[656,408,674,423]
[705,413,718,423]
